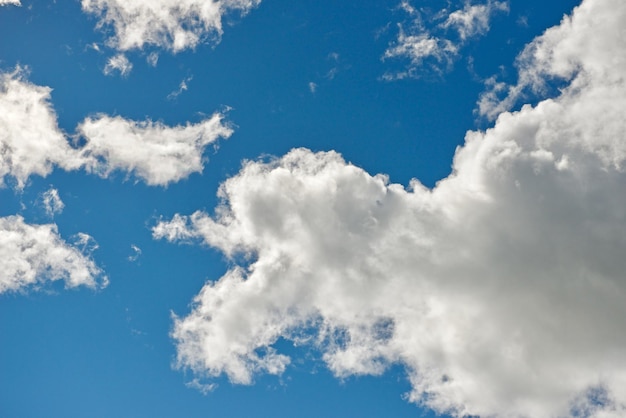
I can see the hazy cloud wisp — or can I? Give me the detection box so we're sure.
[383,0,508,79]
[41,187,65,217]
[103,53,133,77]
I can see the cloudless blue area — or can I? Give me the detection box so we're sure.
[0,1,581,417]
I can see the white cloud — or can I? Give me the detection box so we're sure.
[0,68,232,187]
[146,52,159,67]
[0,216,106,294]
[185,378,217,395]
[383,1,508,79]
[0,68,84,189]
[477,0,621,120]
[103,53,133,77]
[155,0,626,417]
[383,31,458,79]
[77,113,232,186]
[167,76,192,100]
[128,244,142,262]
[443,1,509,41]
[0,0,20,6]
[81,0,262,52]
[41,187,65,217]
[88,42,102,52]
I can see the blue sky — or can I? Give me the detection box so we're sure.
[1,0,625,417]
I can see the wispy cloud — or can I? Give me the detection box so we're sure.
[127,244,141,262]
[167,76,192,100]
[442,1,509,41]
[146,52,159,67]
[41,187,65,217]
[477,0,608,119]
[185,378,217,395]
[103,53,133,77]
[383,0,508,79]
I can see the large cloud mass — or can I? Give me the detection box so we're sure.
[0,68,232,188]
[154,0,626,417]
[0,216,106,294]
[81,0,261,52]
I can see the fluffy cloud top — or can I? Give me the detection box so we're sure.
[478,0,622,119]
[155,0,626,417]
[81,0,261,52]
[0,0,20,5]
[0,68,232,188]
[0,68,84,188]
[0,216,106,294]
[383,0,508,79]
[78,113,232,186]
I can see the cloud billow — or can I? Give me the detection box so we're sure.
[78,113,232,186]
[0,68,232,188]
[154,0,626,416]
[0,216,106,294]
[81,0,262,53]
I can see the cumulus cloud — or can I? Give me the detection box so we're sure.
[0,68,232,187]
[0,68,84,189]
[81,0,262,52]
[77,113,233,186]
[0,216,106,294]
[383,0,508,79]
[477,0,619,119]
[41,187,65,217]
[103,53,133,77]
[155,0,626,416]
[0,0,20,5]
